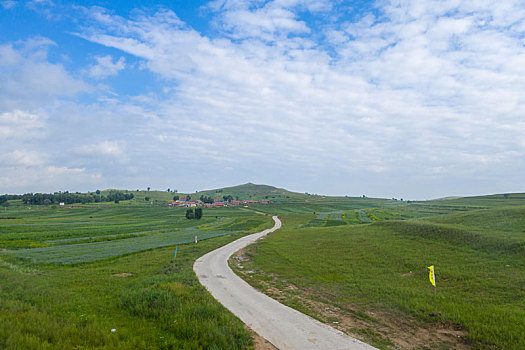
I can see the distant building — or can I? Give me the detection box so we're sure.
[168,198,274,208]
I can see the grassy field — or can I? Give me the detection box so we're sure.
[2,186,525,349]
[0,203,273,349]
[233,200,525,349]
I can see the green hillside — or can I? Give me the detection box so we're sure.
[195,183,299,200]
[233,194,525,349]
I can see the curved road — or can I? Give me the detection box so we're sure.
[194,216,377,350]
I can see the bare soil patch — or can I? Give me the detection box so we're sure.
[248,327,278,350]
[112,273,133,277]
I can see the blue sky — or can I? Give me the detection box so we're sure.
[1,0,525,199]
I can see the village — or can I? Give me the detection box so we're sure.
[167,197,275,208]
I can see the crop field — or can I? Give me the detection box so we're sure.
[0,202,273,349]
[250,195,397,215]
[0,205,256,248]
[234,198,525,349]
[4,226,237,264]
[303,209,392,227]
[1,206,264,264]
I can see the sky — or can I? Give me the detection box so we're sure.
[1,0,524,199]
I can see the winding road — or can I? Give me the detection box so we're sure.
[193,216,377,350]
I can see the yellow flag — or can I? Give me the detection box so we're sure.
[428,265,436,287]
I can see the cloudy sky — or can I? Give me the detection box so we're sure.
[1,0,524,199]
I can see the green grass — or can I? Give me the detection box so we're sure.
[238,209,525,349]
[0,204,274,349]
[3,187,525,349]
[0,234,261,349]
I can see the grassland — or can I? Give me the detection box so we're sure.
[0,202,273,349]
[233,195,525,349]
[2,186,525,349]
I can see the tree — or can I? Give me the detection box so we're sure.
[173,195,179,201]
[145,197,150,201]
[167,188,170,192]
[186,208,194,219]
[195,207,203,219]
[200,195,214,204]
[147,187,150,191]
[95,190,101,194]
[187,195,191,201]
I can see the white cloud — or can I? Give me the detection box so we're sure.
[88,55,125,79]
[0,165,93,194]
[0,40,89,111]
[0,110,46,139]
[2,2,525,197]
[206,0,332,41]
[1,1,17,10]
[0,150,47,167]
[75,140,125,157]
[46,165,85,175]
[75,1,525,197]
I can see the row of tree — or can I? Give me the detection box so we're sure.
[186,208,203,219]
[185,194,237,204]
[19,191,134,205]
[0,195,21,206]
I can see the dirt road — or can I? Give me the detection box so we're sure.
[194,216,377,350]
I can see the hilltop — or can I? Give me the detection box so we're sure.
[195,183,299,201]
[106,183,297,204]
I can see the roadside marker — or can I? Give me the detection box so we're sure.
[428,265,436,287]
[174,247,178,258]
[195,235,198,243]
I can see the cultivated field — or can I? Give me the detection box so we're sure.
[0,201,273,349]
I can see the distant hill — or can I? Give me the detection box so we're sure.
[426,192,525,208]
[431,196,463,201]
[195,183,302,201]
[8,185,524,208]
[115,183,306,204]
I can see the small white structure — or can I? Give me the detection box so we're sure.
[59,202,65,206]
